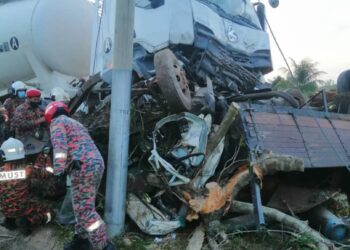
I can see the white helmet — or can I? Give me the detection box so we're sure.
[50,87,70,104]
[0,138,25,161]
[10,81,27,96]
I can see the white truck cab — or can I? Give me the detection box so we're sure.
[0,0,275,96]
[125,0,272,94]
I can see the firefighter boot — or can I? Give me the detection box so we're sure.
[15,217,31,236]
[64,234,91,250]
[0,217,17,230]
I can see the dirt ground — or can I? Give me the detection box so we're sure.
[0,209,320,250]
[0,222,319,250]
[0,224,64,250]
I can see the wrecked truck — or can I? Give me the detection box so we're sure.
[75,84,350,247]
[134,0,274,110]
[1,0,350,247]
[92,0,278,112]
[64,0,350,247]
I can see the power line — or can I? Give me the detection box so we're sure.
[265,17,295,81]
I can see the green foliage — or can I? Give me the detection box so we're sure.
[112,233,188,250]
[299,82,318,96]
[96,192,105,214]
[272,78,294,91]
[224,231,317,250]
[55,224,75,242]
[272,58,334,96]
[284,233,318,250]
[319,79,337,91]
[281,58,325,87]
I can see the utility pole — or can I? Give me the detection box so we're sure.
[103,0,135,237]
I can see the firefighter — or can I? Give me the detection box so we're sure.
[44,101,114,250]
[2,81,27,138]
[0,138,53,235]
[4,81,27,125]
[0,102,9,145]
[11,88,47,138]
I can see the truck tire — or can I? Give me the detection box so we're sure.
[154,49,192,112]
[337,70,350,93]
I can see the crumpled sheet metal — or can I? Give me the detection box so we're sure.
[19,134,49,156]
[148,149,191,186]
[126,193,183,235]
[148,112,209,186]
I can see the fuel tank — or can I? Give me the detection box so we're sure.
[0,0,95,91]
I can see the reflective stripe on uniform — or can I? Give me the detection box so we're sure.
[0,170,26,181]
[46,212,51,223]
[86,219,103,232]
[54,152,67,159]
[45,167,54,173]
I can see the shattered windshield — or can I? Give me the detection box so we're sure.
[198,0,261,29]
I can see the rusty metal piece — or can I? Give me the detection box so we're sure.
[286,89,306,107]
[267,185,338,214]
[227,91,300,108]
[240,103,350,168]
[154,49,192,112]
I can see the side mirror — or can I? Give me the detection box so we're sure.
[269,0,279,8]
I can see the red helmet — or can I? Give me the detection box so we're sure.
[26,88,41,98]
[44,101,69,123]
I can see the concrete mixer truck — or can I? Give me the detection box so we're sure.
[0,0,279,107]
[0,0,95,94]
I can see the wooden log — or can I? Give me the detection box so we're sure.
[258,154,304,175]
[231,155,304,200]
[231,201,334,250]
[185,155,304,218]
[206,102,240,156]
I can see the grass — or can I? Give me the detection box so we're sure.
[107,229,318,250]
[112,232,188,250]
[54,224,75,243]
[52,218,319,250]
[221,230,318,250]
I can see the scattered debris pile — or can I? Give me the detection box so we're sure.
[72,51,350,249]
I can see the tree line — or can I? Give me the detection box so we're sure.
[271,58,336,97]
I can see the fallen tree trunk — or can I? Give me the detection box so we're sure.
[231,201,334,250]
[259,154,305,175]
[185,155,305,219]
[231,154,304,200]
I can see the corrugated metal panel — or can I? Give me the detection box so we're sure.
[240,104,350,168]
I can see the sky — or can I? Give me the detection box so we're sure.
[264,0,350,82]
